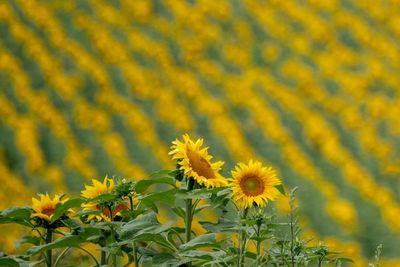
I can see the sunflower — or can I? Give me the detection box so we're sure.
[31,194,66,222]
[230,160,282,209]
[169,134,227,188]
[81,176,114,199]
[81,176,120,221]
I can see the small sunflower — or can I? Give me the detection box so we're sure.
[230,160,282,209]
[31,194,65,222]
[81,176,114,199]
[169,134,227,188]
[81,176,117,221]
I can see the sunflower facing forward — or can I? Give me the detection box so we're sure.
[230,160,282,209]
[170,134,227,188]
[32,194,66,222]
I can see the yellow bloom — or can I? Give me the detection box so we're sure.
[31,194,65,222]
[81,176,114,199]
[230,160,281,209]
[81,176,116,221]
[169,134,227,188]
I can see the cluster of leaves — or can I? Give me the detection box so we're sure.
[0,171,352,266]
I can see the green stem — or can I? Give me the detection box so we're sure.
[101,250,106,266]
[290,207,295,267]
[108,206,117,267]
[76,246,100,267]
[185,178,195,267]
[54,247,70,267]
[185,178,195,243]
[132,242,139,267]
[238,208,248,267]
[129,196,139,267]
[45,228,53,267]
[129,196,134,211]
[256,223,262,266]
[185,198,192,243]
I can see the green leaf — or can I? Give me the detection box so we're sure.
[51,198,85,223]
[139,189,176,211]
[119,213,159,240]
[194,204,211,214]
[92,221,123,230]
[216,188,231,197]
[179,233,217,251]
[119,209,145,220]
[333,257,354,263]
[14,235,41,249]
[274,184,285,196]
[199,255,236,266]
[62,218,82,230]
[0,206,32,227]
[27,228,100,255]
[199,219,237,233]
[135,177,175,194]
[135,233,174,249]
[1,206,31,218]
[179,250,225,261]
[171,207,185,219]
[0,258,20,267]
[86,193,116,204]
[137,247,157,257]
[244,251,257,260]
[119,233,175,251]
[210,191,231,210]
[175,189,212,200]
[77,209,102,217]
[127,221,174,242]
[0,256,34,267]
[149,169,174,178]
[152,253,176,264]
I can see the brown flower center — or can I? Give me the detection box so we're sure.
[41,207,55,216]
[239,174,264,196]
[187,148,215,179]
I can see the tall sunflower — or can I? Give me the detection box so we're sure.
[170,134,227,188]
[31,194,65,222]
[81,176,119,221]
[230,160,282,209]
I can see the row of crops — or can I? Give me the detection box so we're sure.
[0,0,400,264]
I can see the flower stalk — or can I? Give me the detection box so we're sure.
[101,250,106,266]
[256,221,262,266]
[185,177,195,243]
[45,228,53,267]
[185,177,195,267]
[238,208,248,267]
[108,205,117,267]
[129,195,139,267]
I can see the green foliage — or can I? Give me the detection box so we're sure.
[0,170,354,266]
[51,198,85,223]
[0,206,32,227]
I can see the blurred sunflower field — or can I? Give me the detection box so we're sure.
[1,0,400,265]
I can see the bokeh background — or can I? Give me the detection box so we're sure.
[1,0,400,264]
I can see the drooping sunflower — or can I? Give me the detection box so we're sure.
[169,134,227,188]
[31,194,66,222]
[230,160,282,209]
[81,176,122,221]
